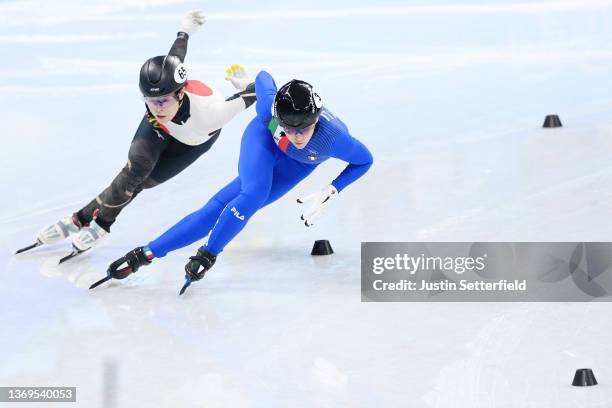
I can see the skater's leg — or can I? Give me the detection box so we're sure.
[261,156,315,208]
[147,117,280,258]
[75,117,169,230]
[146,129,220,185]
[147,177,241,257]
[204,120,279,255]
[69,118,172,251]
[37,118,166,246]
[75,198,102,226]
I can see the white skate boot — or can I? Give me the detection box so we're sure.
[15,214,82,254]
[72,220,108,252]
[36,214,82,245]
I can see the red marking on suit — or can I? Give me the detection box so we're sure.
[184,80,213,96]
[279,136,290,152]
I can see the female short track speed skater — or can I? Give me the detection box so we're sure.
[92,70,373,294]
[16,11,257,262]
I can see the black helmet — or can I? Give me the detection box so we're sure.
[139,55,187,97]
[273,79,322,130]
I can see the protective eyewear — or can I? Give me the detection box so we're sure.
[283,124,314,135]
[143,93,179,108]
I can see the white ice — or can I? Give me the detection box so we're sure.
[1,0,612,407]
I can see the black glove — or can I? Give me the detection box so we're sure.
[108,246,152,279]
[184,248,216,281]
[225,82,256,108]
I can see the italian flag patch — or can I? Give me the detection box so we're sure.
[268,118,289,152]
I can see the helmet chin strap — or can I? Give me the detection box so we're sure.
[176,87,186,107]
[145,106,162,128]
[176,90,187,111]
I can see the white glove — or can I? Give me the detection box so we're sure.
[225,64,253,91]
[297,185,338,227]
[180,10,206,35]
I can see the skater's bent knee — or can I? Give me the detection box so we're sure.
[142,177,160,189]
[237,190,268,209]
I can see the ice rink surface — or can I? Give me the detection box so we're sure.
[2,0,612,406]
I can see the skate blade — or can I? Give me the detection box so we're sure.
[58,247,91,264]
[15,241,43,254]
[179,277,193,296]
[89,275,112,290]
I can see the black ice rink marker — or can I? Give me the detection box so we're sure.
[572,368,597,386]
[311,240,334,256]
[543,114,562,128]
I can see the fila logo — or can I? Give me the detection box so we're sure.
[230,207,245,221]
[154,130,165,140]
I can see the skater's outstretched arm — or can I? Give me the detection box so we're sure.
[295,134,373,227]
[188,65,258,133]
[329,133,373,192]
[167,33,189,62]
[254,70,278,125]
[167,10,206,62]
[295,112,373,227]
